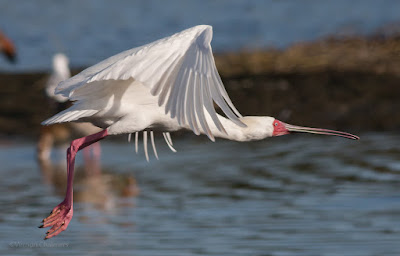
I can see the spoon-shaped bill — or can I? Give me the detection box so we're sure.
[283,123,360,140]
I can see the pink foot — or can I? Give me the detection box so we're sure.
[39,200,73,239]
[38,130,108,239]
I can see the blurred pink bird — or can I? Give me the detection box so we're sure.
[0,30,16,63]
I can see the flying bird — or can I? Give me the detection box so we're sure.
[45,53,71,103]
[39,25,359,239]
[0,30,16,63]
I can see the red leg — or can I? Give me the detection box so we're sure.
[39,129,108,239]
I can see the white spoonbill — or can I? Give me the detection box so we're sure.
[39,25,359,239]
[45,53,71,103]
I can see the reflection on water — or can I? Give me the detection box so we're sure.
[37,155,139,211]
[1,132,400,255]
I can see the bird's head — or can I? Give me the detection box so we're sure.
[53,53,70,74]
[271,119,359,140]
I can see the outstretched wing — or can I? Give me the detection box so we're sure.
[54,25,245,141]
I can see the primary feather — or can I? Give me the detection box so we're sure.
[42,25,244,141]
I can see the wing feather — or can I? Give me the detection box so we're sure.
[185,70,198,134]
[152,52,182,98]
[135,132,139,153]
[150,131,159,160]
[195,73,213,140]
[42,108,98,125]
[177,69,189,125]
[204,75,225,135]
[143,131,149,162]
[51,25,245,138]
[170,67,188,120]
[163,132,177,152]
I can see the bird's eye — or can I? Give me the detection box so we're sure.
[274,122,278,126]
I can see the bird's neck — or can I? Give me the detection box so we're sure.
[208,114,246,141]
[197,114,273,142]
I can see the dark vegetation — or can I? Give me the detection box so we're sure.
[1,33,399,137]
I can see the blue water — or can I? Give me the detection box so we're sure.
[1,133,400,255]
[0,0,400,71]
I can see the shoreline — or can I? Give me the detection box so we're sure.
[1,33,399,137]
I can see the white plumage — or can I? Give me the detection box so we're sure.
[40,25,359,240]
[43,25,244,143]
[45,53,71,103]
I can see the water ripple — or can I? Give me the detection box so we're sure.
[1,133,400,255]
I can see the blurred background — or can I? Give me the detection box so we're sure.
[1,1,400,255]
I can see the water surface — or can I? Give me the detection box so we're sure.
[0,0,400,71]
[1,132,400,255]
